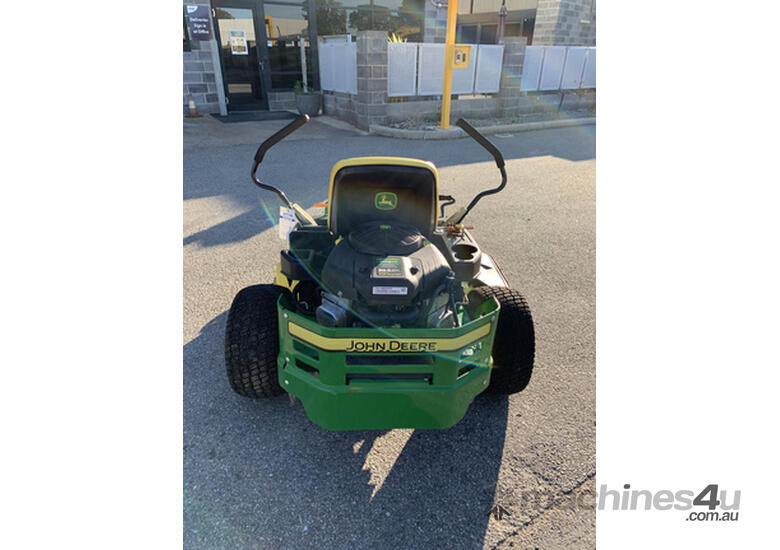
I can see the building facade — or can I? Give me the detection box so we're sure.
[183,0,594,114]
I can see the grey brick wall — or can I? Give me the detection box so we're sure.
[386,97,499,123]
[323,92,359,127]
[354,31,389,130]
[321,31,388,130]
[533,0,596,46]
[495,37,527,118]
[269,91,296,111]
[183,1,222,114]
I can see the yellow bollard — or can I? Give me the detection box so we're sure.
[439,0,458,129]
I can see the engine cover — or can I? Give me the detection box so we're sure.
[321,223,451,307]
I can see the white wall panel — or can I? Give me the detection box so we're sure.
[581,47,596,88]
[539,46,566,91]
[416,43,445,96]
[561,47,587,90]
[473,44,504,94]
[318,41,357,94]
[318,42,334,91]
[520,46,544,91]
[416,43,477,96]
[387,43,418,97]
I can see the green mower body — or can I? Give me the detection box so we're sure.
[225,116,535,431]
[276,292,499,430]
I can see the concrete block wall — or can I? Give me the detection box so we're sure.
[323,92,359,127]
[183,1,221,114]
[322,31,388,130]
[495,37,527,118]
[386,97,499,123]
[354,31,389,130]
[269,91,296,111]
[534,0,596,46]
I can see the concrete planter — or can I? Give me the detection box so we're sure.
[295,92,322,117]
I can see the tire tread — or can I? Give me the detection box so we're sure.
[470,286,535,395]
[224,285,285,398]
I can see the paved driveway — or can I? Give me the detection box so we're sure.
[184,116,596,549]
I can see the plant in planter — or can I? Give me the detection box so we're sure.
[294,80,322,117]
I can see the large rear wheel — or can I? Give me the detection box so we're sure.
[224,284,286,398]
[468,286,535,394]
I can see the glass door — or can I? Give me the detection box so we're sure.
[213,1,270,110]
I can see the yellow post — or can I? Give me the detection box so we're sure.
[439,0,458,129]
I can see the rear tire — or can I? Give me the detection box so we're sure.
[224,284,286,398]
[468,286,535,394]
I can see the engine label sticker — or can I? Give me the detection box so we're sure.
[372,286,408,295]
[374,257,403,277]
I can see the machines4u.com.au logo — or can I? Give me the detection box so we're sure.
[599,483,740,522]
[487,483,741,523]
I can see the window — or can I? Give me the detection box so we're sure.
[183,12,191,51]
[457,25,478,43]
[306,0,423,41]
[265,2,314,89]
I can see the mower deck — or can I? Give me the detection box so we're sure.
[276,294,500,430]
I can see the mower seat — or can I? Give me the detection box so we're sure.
[327,157,439,238]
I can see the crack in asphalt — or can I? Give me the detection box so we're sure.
[490,471,597,549]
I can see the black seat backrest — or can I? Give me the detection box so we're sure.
[329,164,437,238]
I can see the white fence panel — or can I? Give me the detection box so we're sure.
[561,47,587,89]
[318,42,335,91]
[318,41,357,94]
[452,46,477,94]
[581,47,596,88]
[345,42,357,94]
[539,46,566,90]
[333,46,348,92]
[520,46,544,91]
[473,44,504,94]
[416,43,477,96]
[387,43,418,97]
[417,44,445,96]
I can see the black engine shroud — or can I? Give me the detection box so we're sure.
[320,222,451,307]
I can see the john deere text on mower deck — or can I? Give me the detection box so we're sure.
[224,115,535,430]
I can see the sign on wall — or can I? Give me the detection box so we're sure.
[229,30,248,55]
[453,45,471,69]
[186,5,211,41]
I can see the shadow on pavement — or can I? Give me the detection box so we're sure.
[184,311,508,549]
[183,209,275,249]
[183,124,595,249]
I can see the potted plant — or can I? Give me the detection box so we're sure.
[294,80,322,117]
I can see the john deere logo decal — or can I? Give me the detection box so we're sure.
[374,192,397,210]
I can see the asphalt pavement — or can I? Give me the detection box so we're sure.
[184,115,596,549]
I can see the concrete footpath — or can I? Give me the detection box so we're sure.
[370,117,596,140]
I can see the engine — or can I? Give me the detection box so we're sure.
[317,222,460,328]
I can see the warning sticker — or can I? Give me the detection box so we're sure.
[278,206,296,241]
[372,286,408,295]
[375,257,403,277]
